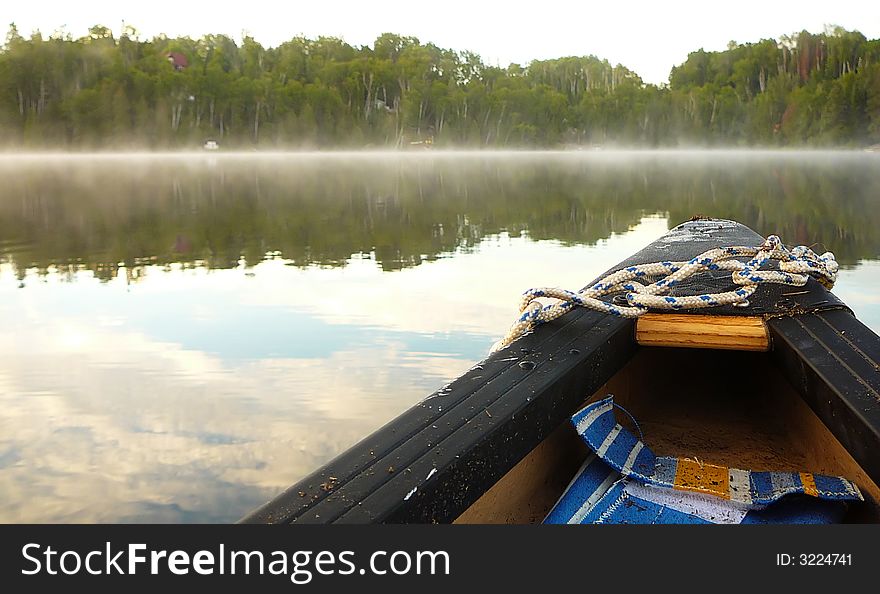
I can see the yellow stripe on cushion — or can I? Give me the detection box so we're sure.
[800,473,819,497]
[674,458,730,499]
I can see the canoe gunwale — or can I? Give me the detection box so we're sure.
[769,310,880,493]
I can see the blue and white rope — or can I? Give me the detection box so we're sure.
[492,235,838,352]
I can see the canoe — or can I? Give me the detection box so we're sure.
[240,218,880,524]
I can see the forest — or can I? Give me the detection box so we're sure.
[0,24,879,148]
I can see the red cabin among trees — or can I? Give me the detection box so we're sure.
[166,52,188,71]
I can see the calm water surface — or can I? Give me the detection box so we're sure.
[1,151,878,522]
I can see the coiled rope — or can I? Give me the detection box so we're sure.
[491,235,838,352]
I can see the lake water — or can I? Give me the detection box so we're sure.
[1,150,878,523]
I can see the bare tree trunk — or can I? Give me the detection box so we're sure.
[38,78,46,116]
[172,103,183,131]
[496,103,506,143]
[362,71,373,120]
[482,108,492,145]
[394,96,402,146]
[254,101,261,142]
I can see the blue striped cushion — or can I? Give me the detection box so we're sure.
[544,396,861,524]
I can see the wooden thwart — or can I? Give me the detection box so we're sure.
[636,313,769,351]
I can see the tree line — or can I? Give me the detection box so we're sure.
[1,24,879,148]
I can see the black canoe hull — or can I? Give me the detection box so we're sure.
[240,219,880,524]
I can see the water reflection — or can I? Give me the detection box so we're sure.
[0,219,671,522]
[1,151,878,278]
[0,152,879,523]
[0,263,476,522]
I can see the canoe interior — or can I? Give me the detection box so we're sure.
[455,346,880,524]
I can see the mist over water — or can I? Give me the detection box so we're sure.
[0,150,878,522]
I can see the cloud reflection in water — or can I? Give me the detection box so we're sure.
[0,218,672,522]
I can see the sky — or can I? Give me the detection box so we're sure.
[6,1,880,84]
